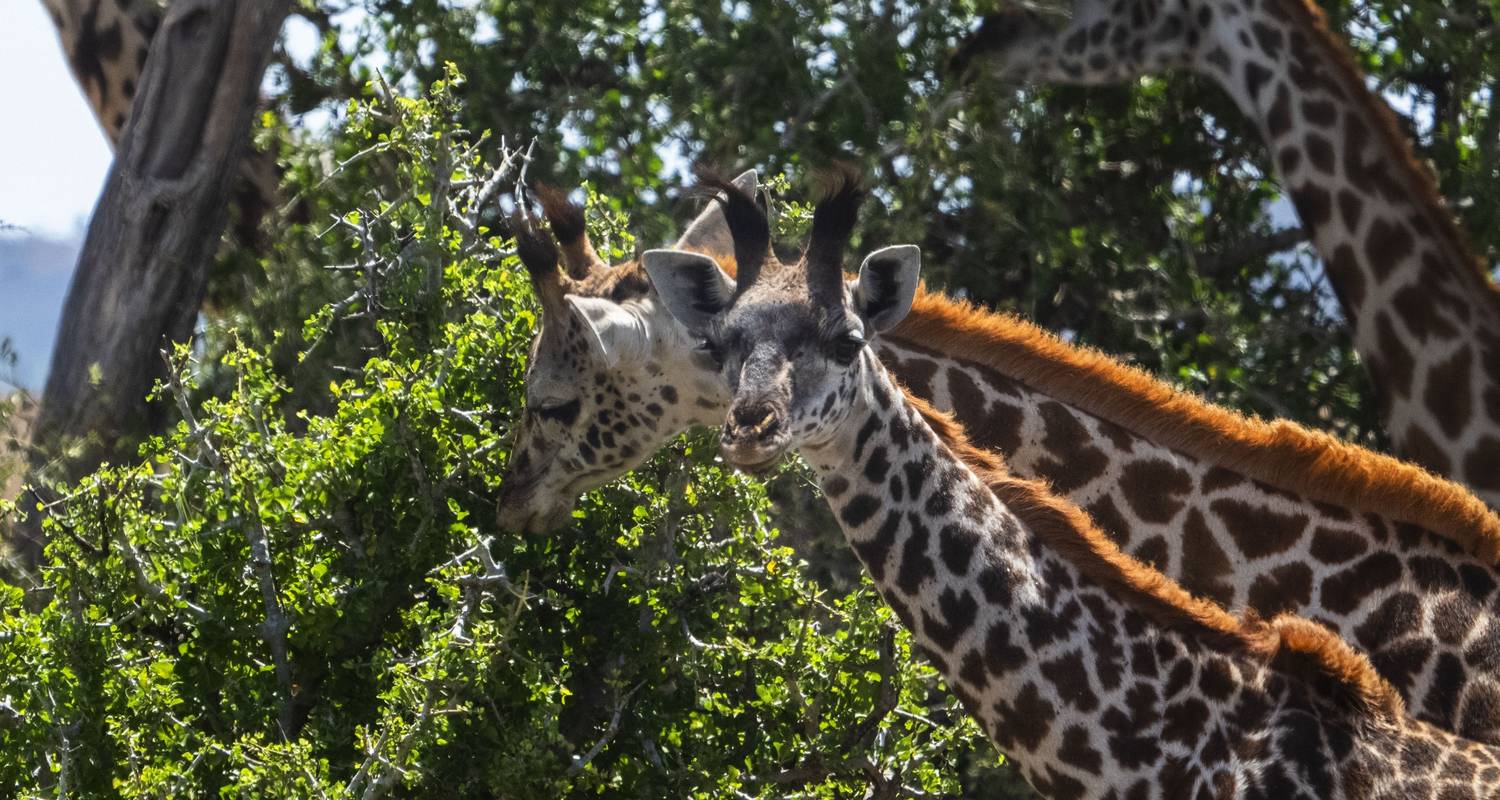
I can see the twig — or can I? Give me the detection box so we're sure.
[1195,226,1307,276]
[40,686,79,799]
[161,350,222,469]
[358,681,437,800]
[443,538,532,641]
[113,527,212,623]
[463,138,520,230]
[839,627,898,752]
[279,141,394,215]
[160,348,294,729]
[566,681,645,777]
[241,493,296,736]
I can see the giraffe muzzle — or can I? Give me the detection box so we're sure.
[722,402,790,474]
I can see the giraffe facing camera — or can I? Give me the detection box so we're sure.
[646,172,1500,799]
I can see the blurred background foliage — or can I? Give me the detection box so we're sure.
[6,0,1500,796]
[233,0,1500,451]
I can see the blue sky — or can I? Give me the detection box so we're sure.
[0,2,111,235]
[0,1,113,390]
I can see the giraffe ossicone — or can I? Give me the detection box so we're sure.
[644,175,1500,798]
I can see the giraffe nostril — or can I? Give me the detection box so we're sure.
[731,403,780,436]
[748,410,777,436]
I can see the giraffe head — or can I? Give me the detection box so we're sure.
[644,174,921,470]
[496,174,761,533]
[951,0,1220,85]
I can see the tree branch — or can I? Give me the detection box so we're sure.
[566,681,645,777]
[1195,226,1306,276]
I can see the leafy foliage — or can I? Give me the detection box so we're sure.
[262,0,1498,451]
[320,0,1383,443]
[1,74,1013,799]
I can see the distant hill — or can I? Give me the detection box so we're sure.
[0,231,78,391]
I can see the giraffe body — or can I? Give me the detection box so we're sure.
[42,0,162,141]
[954,0,1500,510]
[872,303,1500,744]
[642,178,1500,798]
[500,177,1500,744]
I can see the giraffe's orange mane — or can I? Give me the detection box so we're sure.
[704,252,1500,559]
[904,389,1406,721]
[890,285,1500,565]
[1277,0,1500,302]
[706,246,1500,555]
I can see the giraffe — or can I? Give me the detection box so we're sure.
[41,0,163,143]
[949,0,1500,511]
[640,175,1500,798]
[503,173,1500,742]
[498,172,757,532]
[499,175,1500,744]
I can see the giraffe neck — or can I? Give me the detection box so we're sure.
[959,0,1500,505]
[797,352,1483,797]
[1189,0,1500,505]
[868,290,1500,745]
[43,0,161,144]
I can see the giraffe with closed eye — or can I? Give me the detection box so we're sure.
[641,173,1500,799]
[496,174,765,532]
[952,0,1500,512]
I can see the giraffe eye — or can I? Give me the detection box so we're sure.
[832,331,866,365]
[694,338,725,370]
[536,398,581,426]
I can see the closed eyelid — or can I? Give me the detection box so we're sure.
[536,398,582,425]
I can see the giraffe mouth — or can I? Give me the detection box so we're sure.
[728,450,784,475]
[722,401,790,474]
[722,437,790,475]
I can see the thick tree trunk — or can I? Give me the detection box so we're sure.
[12,0,291,567]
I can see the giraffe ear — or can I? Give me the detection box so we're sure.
[642,249,736,335]
[851,245,921,332]
[565,295,650,367]
[674,169,763,254]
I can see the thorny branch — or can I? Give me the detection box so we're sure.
[113,525,212,624]
[306,136,529,366]
[566,680,646,777]
[40,687,79,798]
[739,626,935,798]
[444,537,534,642]
[346,680,440,800]
[242,471,295,737]
[344,538,529,799]
[161,350,296,736]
